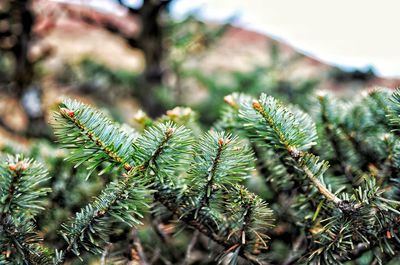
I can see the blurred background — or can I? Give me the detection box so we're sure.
[1,0,400,142]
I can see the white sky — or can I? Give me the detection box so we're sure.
[57,0,400,77]
[171,0,400,78]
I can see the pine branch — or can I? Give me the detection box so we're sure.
[51,98,271,261]
[0,216,51,265]
[367,88,394,130]
[219,93,400,264]
[219,94,297,191]
[240,93,341,205]
[240,94,317,152]
[0,155,50,219]
[132,121,194,185]
[58,173,150,260]
[52,99,273,264]
[185,132,254,219]
[306,173,400,264]
[296,152,341,204]
[131,229,149,265]
[0,154,53,264]
[223,185,274,257]
[153,187,269,265]
[318,94,354,183]
[195,135,224,216]
[54,105,194,260]
[389,89,400,132]
[338,93,386,172]
[53,98,138,177]
[154,132,272,264]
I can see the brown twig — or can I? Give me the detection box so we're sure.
[149,248,161,265]
[131,229,149,265]
[153,192,263,265]
[302,166,342,204]
[282,234,306,265]
[181,230,199,265]
[100,243,112,265]
[150,212,169,243]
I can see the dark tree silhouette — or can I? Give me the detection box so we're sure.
[0,0,52,138]
[65,0,172,117]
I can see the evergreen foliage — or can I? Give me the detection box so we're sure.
[53,98,273,264]
[3,88,400,264]
[0,155,51,264]
[0,155,50,216]
[217,89,400,264]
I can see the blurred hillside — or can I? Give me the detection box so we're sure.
[34,0,400,89]
[1,0,400,142]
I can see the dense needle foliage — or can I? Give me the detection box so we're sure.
[2,88,400,264]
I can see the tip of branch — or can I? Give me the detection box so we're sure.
[367,87,376,96]
[8,163,17,171]
[252,100,262,111]
[224,95,237,108]
[60,107,75,118]
[316,90,328,100]
[166,107,192,118]
[383,133,391,141]
[124,163,132,171]
[218,138,225,146]
[8,161,29,172]
[20,162,29,171]
[133,109,148,123]
[288,146,301,158]
[166,127,174,136]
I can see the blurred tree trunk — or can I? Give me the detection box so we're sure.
[136,0,168,118]
[0,0,51,138]
[116,0,172,117]
[12,0,34,97]
[68,0,172,117]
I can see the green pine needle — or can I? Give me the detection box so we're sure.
[52,98,138,177]
[0,154,51,217]
[240,93,317,152]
